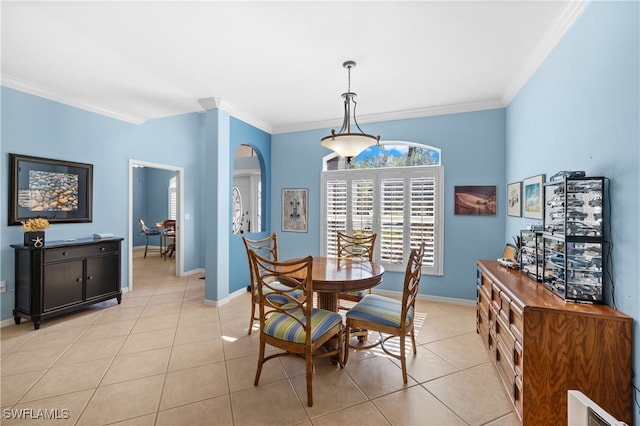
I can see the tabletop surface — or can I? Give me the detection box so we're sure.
[310,256,385,292]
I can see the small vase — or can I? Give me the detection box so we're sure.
[24,231,45,248]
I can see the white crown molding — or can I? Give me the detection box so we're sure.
[1,73,146,125]
[271,98,506,134]
[501,0,588,105]
[211,99,273,134]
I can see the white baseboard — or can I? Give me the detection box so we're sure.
[373,288,475,307]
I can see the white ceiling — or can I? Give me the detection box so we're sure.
[1,1,587,134]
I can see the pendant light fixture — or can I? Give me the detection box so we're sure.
[321,60,380,163]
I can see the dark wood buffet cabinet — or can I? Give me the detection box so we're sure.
[476,260,632,425]
[12,237,123,329]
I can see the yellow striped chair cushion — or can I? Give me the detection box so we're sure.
[264,308,342,344]
[345,294,414,328]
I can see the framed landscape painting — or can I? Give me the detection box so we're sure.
[522,174,545,219]
[9,153,93,225]
[454,185,496,215]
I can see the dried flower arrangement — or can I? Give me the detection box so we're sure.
[21,217,51,232]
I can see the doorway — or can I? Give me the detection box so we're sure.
[128,159,185,291]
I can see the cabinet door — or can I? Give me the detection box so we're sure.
[86,255,119,300]
[43,260,84,311]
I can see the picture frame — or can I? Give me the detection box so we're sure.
[454,185,496,215]
[522,174,545,220]
[507,181,522,217]
[9,153,93,225]
[282,188,308,232]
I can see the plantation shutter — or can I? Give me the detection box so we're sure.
[168,177,177,220]
[326,179,347,257]
[351,179,374,237]
[321,165,443,275]
[410,175,437,267]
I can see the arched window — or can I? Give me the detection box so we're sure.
[324,141,441,171]
[321,141,444,275]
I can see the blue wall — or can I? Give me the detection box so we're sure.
[229,117,272,295]
[272,108,507,300]
[0,86,205,318]
[505,1,639,422]
[0,2,638,419]
[132,167,176,247]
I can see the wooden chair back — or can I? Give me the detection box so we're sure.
[337,231,376,260]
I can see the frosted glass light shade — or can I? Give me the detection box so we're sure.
[320,133,378,159]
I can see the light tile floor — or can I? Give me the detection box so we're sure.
[1,249,518,425]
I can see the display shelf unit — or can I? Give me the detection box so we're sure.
[519,230,542,281]
[476,260,631,425]
[11,237,123,329]
[541,176,606,303]
[543,176,604,237]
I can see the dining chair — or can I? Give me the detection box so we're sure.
[138,219,162,258]
[249,251,344,407]
[344,241,425,383]
[242,233,303,335]
[336,231,377,306]
[162,219,176,259]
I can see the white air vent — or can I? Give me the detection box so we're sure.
[567,390,627,426]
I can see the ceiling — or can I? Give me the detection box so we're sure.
[1,1,587,134]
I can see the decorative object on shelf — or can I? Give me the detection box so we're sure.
[21,217,50,248]
[9,153,93,225]
[282,188,308,232]
[507,181,521,217]
[522,174,545,219]
[320,60,380,163]
[454,185,496,215]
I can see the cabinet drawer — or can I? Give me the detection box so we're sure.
[45,242,119,262]
[509,302,523,341]
[514,340,523,378]
[499,291,512,322]
[490,283,502,312]
[478,287,490,315]
[496,314,516,352]
[514,375,523,419]
[495,339,516,398]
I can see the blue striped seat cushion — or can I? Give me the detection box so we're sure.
[346,294,414,328]
[253,281,304,305]
[264,308,342,344]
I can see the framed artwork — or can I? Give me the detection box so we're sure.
[9,153,93,225]
[507,182,522,217]
[282,188,308,232]
[454,185,496,215]
[522,174,545,219]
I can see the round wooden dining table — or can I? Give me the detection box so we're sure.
[310,256,385,312]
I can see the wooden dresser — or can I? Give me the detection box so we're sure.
[476,260,632,424]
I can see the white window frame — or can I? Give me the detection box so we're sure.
[321,165,444,275]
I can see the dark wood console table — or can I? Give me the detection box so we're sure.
[12,237,123,329]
